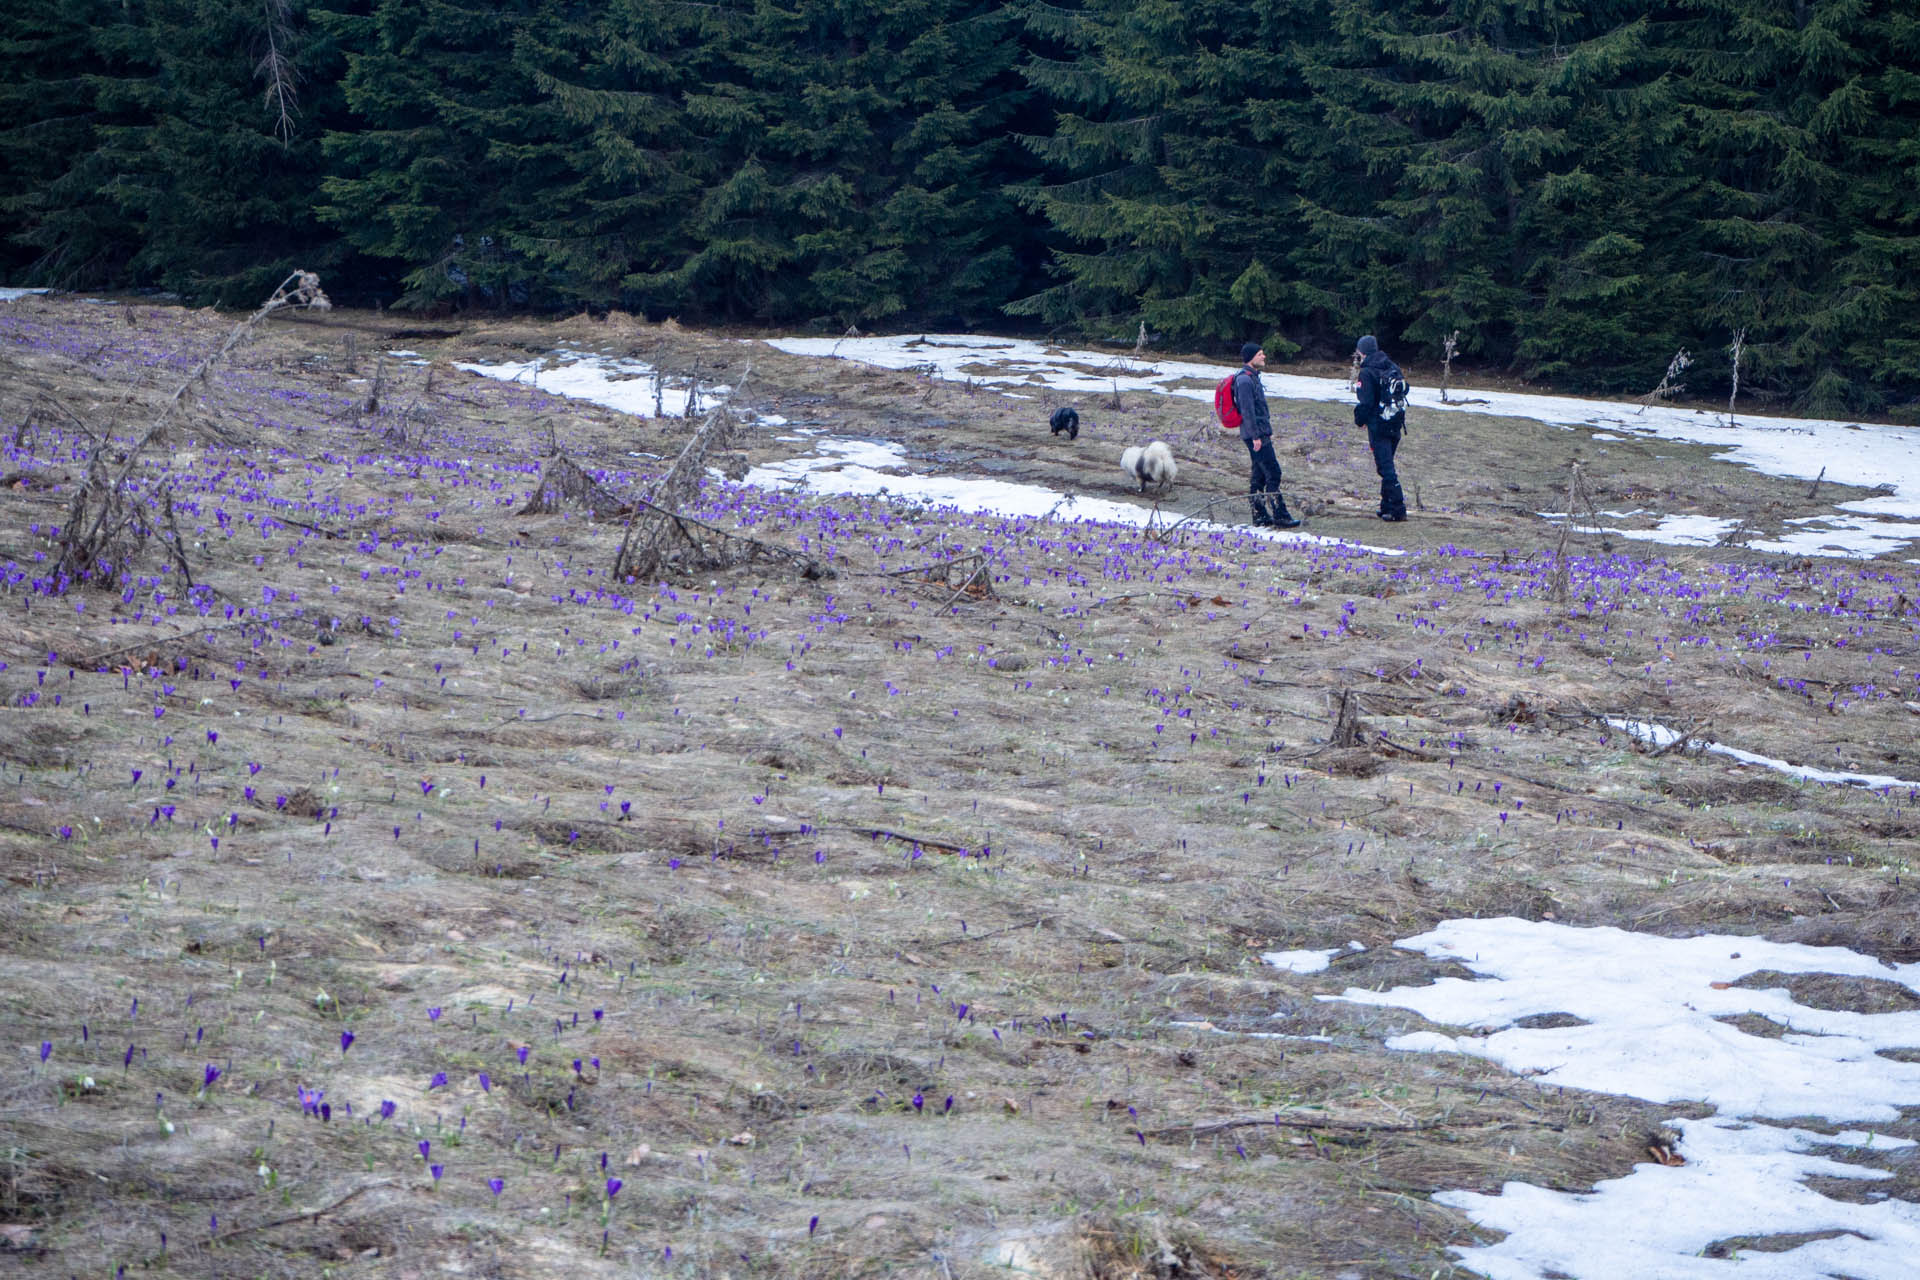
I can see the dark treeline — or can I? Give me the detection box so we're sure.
[3,0,1917,413]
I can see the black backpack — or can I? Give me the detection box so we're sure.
[1380,368,1409,420]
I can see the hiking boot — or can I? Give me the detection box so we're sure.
[1273,515,1302,529]
[1379,512,1406,523]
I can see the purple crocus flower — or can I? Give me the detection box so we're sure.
[516,1045,529,1065]
[477,1072,491,1093]
[428,1072,447,1090]
[605,1177,622,1200]
[430,1164,443,1183]
[379,1100,396,1121]
[488,1178,504,1196]
[427,1007,441,1022]
[418,1140,431,1160]
[39,1041,51,1063]
[202,1064,220,1090]
[340,1030,354,1054]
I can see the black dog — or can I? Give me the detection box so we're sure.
[1049,406,1080,441]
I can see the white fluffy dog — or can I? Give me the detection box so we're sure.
[1120,440,1178,495]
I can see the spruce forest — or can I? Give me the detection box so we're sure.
[4,0,1919,415]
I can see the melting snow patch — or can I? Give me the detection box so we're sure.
[457,349,730,418]
[1442,1115,1920,1280]
[1328,918,1920,1280]
[747,436,1404,552]
[1608,514,1740,546]
[1262,948,1341,974]
[1262,941,1365,974]
[0,286,51,301]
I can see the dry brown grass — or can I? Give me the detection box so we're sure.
[0,295,1916,1277]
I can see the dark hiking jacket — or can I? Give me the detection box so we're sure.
[1355,350,1405,427]
[1231,366,1272,443]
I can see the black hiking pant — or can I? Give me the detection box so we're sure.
[1368,418,1405,519]
[1246,437,1289,524]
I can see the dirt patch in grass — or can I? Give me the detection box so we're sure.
[2,295,1918,1277]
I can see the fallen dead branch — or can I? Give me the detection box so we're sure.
[1140,1112,1442,1139]
[1150,494,1251,543]
[212,1179,393,1243]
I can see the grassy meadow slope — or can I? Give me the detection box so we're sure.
[1,295,1916,1278]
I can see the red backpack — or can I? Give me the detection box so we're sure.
[1214,373,1242,431]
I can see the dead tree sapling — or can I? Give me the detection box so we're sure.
[1548,460,1603,604]
[1438,331,1488,405]
[52,271,331,592]
[606,370,830,583]
[1636,348,1691,414]
[1726,329,1747,427]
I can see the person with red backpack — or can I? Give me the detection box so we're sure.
[1218,342,1301,529]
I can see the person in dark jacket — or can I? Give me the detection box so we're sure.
[1352,334,1407,521]
[1232,343,1300,528]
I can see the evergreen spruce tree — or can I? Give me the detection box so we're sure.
[1653,0,1917,411]
[0,0,151,287]
[511,0,719,308]
[1826,3,1920,414]
[1504,16,1694,392]
[317,0,577,308]
[635,0,1034,325]
[1010,0,1321,351]
[98,0,349,304]
[1291,0,1669,373]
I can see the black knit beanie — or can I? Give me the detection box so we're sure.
[1240,342,1262,364]
[1356,335,1379,356]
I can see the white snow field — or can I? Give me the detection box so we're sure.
[457,348,730,420]
[1327,918,1920,1279]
